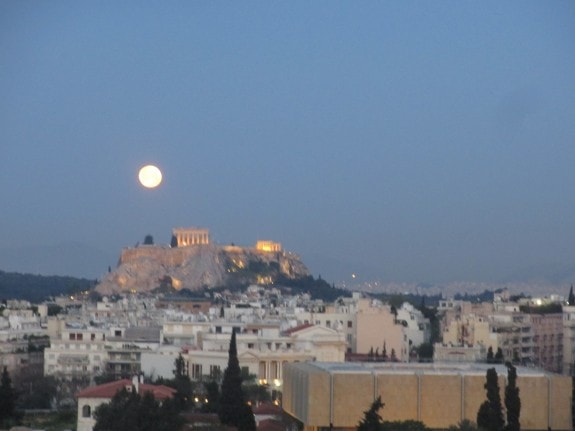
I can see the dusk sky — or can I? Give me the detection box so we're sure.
[1,2,574,285]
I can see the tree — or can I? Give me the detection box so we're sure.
[504,362,520,431]
[219,329,256,431]
[143,234,154,245]
[487,347,494,363]
[495,348,504,364]
[0,367,20,428]
[417,343,434,362]
[94,388,183,431]
[357,396,384,431]
[477,368,504,431]
[381,420,430,431]
[569,285,575,306]
[448,420,479,431]
[171,353,193,410]
[170,235,178,248]
[202,380,220,413]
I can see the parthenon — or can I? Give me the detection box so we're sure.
[172,227,210,247]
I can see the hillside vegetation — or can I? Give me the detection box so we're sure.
[0,270,96,303]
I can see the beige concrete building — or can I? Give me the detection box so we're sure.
[283,362,572,431]
[295,296,417,360]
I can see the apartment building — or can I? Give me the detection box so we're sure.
[294,295,429,361]
[44,327,108,381]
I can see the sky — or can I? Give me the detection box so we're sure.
[1,1,574,286]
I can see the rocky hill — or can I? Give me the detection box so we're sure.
[95,244,310,295]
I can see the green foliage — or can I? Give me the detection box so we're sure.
[219,330,256,431]
[380,420,431,431]
[519,303,562,314]
[143,234,154,245]
[0,270,96,303]
[94,373,118,386]
[504,363,520,431]
[357,396,384,431]
[243,382,272,405]
[487,347,494,363]
[477,368,504,431]
[448,419,479,431]
[0,367,21,428]
[21,409,76,431]
[94,388,184,431]
[276,275,351,301]
[16,375,58,409]
[202,380,220,413]
[171,353,194,410]
[569,285,575,306]
[417,343,434,361]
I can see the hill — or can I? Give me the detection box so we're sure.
[0,270,96,303]
[95,243,311,295]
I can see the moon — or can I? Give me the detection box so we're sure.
[138,165,163,188]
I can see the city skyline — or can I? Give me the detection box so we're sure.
[1,2,574,285]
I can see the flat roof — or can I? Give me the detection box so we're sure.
[304,361,549,377]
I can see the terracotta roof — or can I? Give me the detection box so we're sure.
[77,379,176,400]
[253,402,282,415]
[282,322,314,335]
[257,419,285,431]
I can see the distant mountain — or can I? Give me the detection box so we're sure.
[502,262,575,285]
[0,270,96,303]
[0,242,112,279]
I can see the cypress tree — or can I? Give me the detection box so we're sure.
[487,347,494,363]
[357,396,384,431]
[495,348,504,364]
[568,285,575,306]
[0,366,18,427]
[477,367,504,431]
[219,329,256,431]
[504,362,520,431]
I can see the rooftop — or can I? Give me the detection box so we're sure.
[306,361,549,377]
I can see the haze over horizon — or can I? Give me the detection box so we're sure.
[1,2,574,287]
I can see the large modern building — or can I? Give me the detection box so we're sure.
[282,362,572,431]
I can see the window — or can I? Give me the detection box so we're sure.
[326,320,331,328]
[248,343,254,349]
[69,334,76,340]
[347,321,353,328]
[91,333,96,341]
[77,333,83,341]
[82,405,91,418]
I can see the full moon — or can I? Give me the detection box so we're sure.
[138,165,163,188]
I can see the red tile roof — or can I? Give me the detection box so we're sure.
[257,419,285,431]
[282,322,314,335]
[76,379,176,400]
[253,402,282,415]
